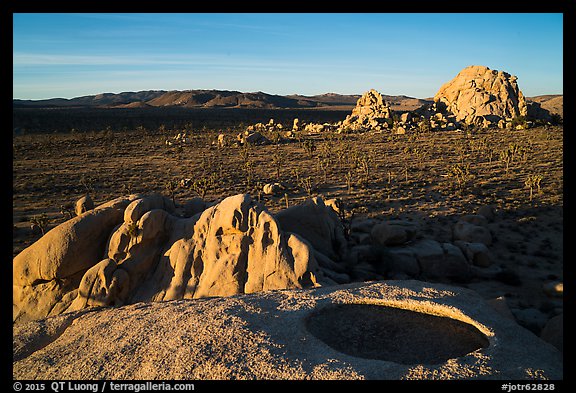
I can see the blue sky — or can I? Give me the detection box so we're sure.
[13,13,563,100]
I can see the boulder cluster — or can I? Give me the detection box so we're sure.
[341,89,394,132]
[14,192,503,324]
[226,65,534,137]
[344,208,496,284]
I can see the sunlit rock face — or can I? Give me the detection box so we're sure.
[434,65,528,127]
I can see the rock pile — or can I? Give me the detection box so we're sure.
[216,119,295,148]
[344,208,498,284]
[165,132,190,147]
[10,193,506,324]
[341,89,393,131]
[433,65,528,127]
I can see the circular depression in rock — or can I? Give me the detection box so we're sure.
[305,303,489,365]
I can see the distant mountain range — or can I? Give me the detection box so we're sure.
[12,90,562,117]
[12,89,431,111]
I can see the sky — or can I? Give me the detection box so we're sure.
[13,13,563,100]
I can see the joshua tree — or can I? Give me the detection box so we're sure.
[402,163,410,183]
[30,214,49,236]
[499,143,529,174]
[243,159,255,191]
[164,179,178,205]
[191,174,216,200]
[345,170,353,193]
[291,168,301,186]
[299,176,314,196]
[80,174,96,194]
[317,156,331,184]
[524,174,543,202]
[499,149,513,174]
[60,203,75,220]
[271,144,286,180]
[387,170,394,185]
[268,130,282,145]
[357,151,374,186]
[239,142,251,163]
[301,139,316,158]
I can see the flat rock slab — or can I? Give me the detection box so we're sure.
[13,280,562,380]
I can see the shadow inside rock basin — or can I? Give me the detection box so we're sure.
[305,303,489,365]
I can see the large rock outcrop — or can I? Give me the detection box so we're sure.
[341,89,393,131]
[275,196,347,262]
[13,280,562,380]
[13,194,143,323]
[13,194,326,323]
[434,65,528,126]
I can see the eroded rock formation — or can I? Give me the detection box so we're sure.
[13,194,326,323]
[433,65,528,127]
[342,89,393,131]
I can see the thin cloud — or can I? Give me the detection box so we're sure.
[13,53,226,66]
[12,52,360,72]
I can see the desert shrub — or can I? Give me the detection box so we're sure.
[127,221,139,239]
[30,214,49,236]
[298,176,315,196]
[418,118,431,133]
[446,163,474,192]
[511,116,527,129]
[190,174,217,200]
[301,139,316,158]
[121,182,134,195]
